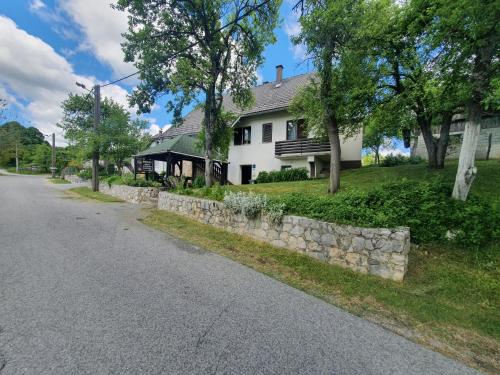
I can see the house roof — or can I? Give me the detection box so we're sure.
[136,133,225,161]
[161,72,314,139]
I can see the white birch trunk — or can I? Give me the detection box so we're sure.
[451,119,481,200]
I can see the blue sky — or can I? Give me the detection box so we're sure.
[0,0,314,145]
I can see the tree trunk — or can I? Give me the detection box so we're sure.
[375,145,380,165]
[418,117,438,169]
[204,84,216,187]
[452,102,482,200]
[327,118,341,193]
[435,113,452,169]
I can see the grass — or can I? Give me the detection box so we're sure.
[67,187,124,202]
[47,177,71,184]
[187,160,500,209]
[5,167,49,175]
[143,209,500,374]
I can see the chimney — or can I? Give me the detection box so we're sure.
[158,130,163,135]
[275,65,283,86]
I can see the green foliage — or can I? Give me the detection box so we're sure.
[192,176,206,188]
[223,192,268,219]
[58,94,151,170]
[102,174,162,188]
[380,154,423,167]
[256,168,309,184]
[271,180,497,249]
[0,121,47,167]
[31,144,52,172]
[77,168,92,180]
[116,0,280,186]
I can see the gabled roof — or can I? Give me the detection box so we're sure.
[162,72,314,139]
[136,134,225,161]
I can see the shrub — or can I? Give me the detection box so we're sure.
[223,192,267,219]
[256,167,309,183]
[263,200,286,225]
[381,153,423,167]
[103,174,162,188]
[271,180,497,249]
[193,176,206,188]
[255,171,269,183]
[77,168,92,180]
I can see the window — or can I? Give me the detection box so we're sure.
[262,123,272,143]
[286,119,307,141]
[234,126,251,145]
[281,165,292,170]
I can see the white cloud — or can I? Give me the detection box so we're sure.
[0,16,131,146]
[58,0,136,79]
[283,13,308,61]
[147,122,172,136]
[29,0,46,11]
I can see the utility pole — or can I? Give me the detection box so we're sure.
[15,142,19,173]
[92,84,101,192]
[51,133,56,178]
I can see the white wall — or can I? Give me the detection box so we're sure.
[227,110,362,184]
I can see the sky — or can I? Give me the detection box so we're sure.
[0,0,313,146]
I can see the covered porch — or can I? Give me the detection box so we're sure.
[133,134,228,185]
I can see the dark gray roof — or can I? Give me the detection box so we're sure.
[162,72,314,139]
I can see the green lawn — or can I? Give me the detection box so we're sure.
[6,167,49,175]
[144,210,500,374]
[226,160,500,207]
[67,187,124,202]
[47,178,71,184]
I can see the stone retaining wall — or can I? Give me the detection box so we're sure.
[158,192,410,281]
[64,175,86,184]
[99,184,159,206]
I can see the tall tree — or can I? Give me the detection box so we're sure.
[291,0,375,193]
[426,0,499,200]
[361,0,465,170]
[58,94,151,173]
[115,0,281,186]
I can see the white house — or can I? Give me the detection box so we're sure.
[148,66,362,185]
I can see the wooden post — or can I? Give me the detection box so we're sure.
[133,157,137,180]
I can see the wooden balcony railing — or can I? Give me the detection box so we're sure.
[275,138,330,156]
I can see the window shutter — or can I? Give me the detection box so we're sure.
[262,123,272,143]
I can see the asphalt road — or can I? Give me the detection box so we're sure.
[0,174,478,375]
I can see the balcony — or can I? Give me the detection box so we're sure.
[275,138,330,157]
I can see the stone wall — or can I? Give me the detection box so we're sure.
[158,192,410,281]
[64,175,86,184]
[99,184,159,206]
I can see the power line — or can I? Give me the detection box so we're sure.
[100,0,272,88]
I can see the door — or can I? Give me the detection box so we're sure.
[241,165,252,185]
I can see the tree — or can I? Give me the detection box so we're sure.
[360,0,465,170]
[115,0,281,186]
[32,144,52,172]
[362,101,408,164]
[58,94,151,173]
[291,0,376,193]
[425,0,499,200]
[0,121,46,168]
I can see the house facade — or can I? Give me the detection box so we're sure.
[152,66,362,185]
[411,114,500,161]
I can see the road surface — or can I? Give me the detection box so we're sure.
[0,174,477,374]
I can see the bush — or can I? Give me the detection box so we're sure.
[271,180,497,249]
[77,168,92,180]
[192,175,206,188]
[102,174,162,188]
[381,154,423,167]
[256,167,309,183]
[223,192,268,219]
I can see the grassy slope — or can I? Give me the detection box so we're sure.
[67,187,124,202]
[47,178,71,184]
[227,160,500,208]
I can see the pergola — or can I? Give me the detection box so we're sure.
[133,134,228,185]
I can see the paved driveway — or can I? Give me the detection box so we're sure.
[0,174,477,374]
